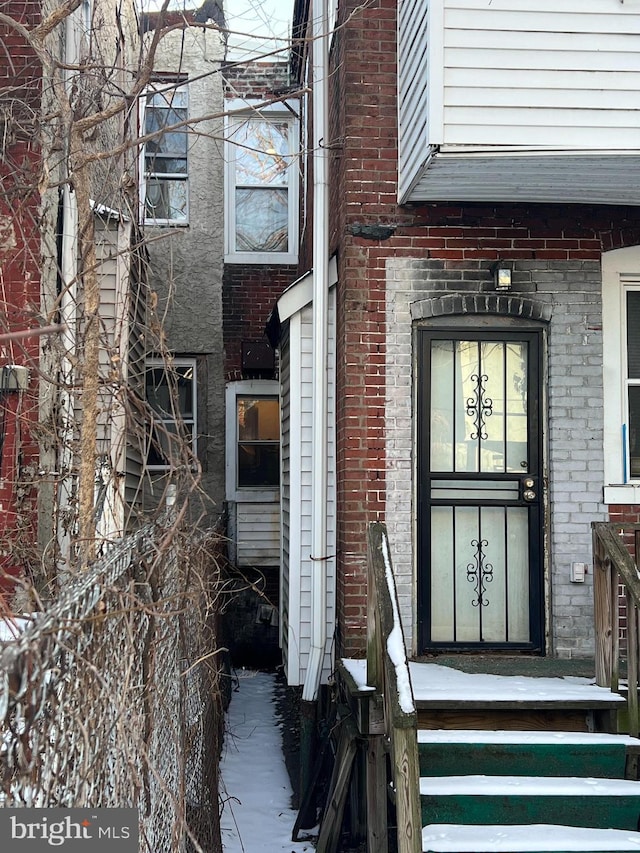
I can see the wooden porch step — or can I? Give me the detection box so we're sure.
[421,823,640,852]
[410,662,624,731]
[419,775,640,830]
[417,729,640,779]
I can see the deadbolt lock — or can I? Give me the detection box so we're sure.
[523,478,535,488]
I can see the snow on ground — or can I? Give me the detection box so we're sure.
[219,670,313,852]
[0,615,31,642]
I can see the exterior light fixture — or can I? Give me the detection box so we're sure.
[491,260,512,292]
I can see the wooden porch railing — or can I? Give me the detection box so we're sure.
[592,521,640,736]
[365,521,422,853]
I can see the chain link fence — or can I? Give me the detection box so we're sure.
[0,518,224,853]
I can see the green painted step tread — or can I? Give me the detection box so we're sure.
[417,730,640,746]
[420,775,640,795]
[421,823,640,852]
[420,775,640,830]
[417,730,640,778]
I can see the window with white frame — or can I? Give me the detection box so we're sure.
[225,380,280,501]
[145,358,197,469]
[602,247,640,499]
[225,103,298,264]
[626,289,640,479]
[236,396,280,487]
[141,82,189,224]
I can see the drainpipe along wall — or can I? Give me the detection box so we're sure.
[299,0,330,822]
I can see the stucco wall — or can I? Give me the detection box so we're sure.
[145,26,227,517]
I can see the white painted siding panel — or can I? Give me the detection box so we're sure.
[280,325,291,665]
[280,289,337,686]
[398,0,640,200]
[442,1,640,148]
[398,0,431,199]
[236,503,280,566]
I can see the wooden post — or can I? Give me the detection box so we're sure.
[366,733,388,853]
[593,527,613,688]
[626,590,639,738]
[392,727,423,853]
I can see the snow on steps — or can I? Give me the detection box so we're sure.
[417,729,640,778]
[421,823,640,852]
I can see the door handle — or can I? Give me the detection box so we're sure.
[522,477,536,501]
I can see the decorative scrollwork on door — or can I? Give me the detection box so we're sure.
[467,538,494,607]
[466,373,493,440]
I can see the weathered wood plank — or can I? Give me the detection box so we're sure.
[316,718,359,853]
[627,591,639,738]
[366,735,388,853]
[593,526,614,689]
[418,709,592,732]
[365,522,421,853]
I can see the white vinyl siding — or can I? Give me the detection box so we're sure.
[399,0,640,203]
[398,0,432,201]
[279,286,336,687]
[91,215,146,536]
[236,503,281,566]
[441,2,640,149]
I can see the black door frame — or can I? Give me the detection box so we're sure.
[417,328,545,653]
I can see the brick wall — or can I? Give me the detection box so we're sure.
[0,1,43,594]
[322,0,640,657]
[223,62,292,101]
[222,262,297,380]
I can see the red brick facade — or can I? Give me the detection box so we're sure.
[0,2,43,596]
[315,0,640,656]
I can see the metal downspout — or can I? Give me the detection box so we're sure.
[302,0,330,706]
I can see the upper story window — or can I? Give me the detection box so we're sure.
[141,82,188,225]
[146,358,197,470]
[626,290,640,480]
[225,102,299,264]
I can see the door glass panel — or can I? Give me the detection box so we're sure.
[431,339,529,475]
[431,506,454,642]
[431,340,455,472]
[481,342,505,473]
[454,506,481,642]
[506,343,529,473]
[458,341,481,473]
[507,507,530,642]
[480,506,506,643]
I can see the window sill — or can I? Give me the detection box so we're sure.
[144,220,189,228]
[604,485,640,504]
[227,488,280,503]
[225,251,298,266]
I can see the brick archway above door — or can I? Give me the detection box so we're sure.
[411,294,552,323]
